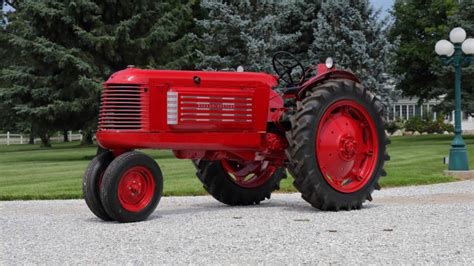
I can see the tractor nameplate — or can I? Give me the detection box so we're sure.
[166,89,255,129]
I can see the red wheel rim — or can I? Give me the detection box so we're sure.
[316,100,379,193]
[118,166,155,212]
[221,160,277,188]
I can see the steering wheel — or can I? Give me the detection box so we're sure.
[272,51,306,86]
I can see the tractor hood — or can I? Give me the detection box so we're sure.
[105,67,279,88]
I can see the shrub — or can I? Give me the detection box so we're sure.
[442,123,455,133]
[385,119,404,134]
[404,117,425,133]
[403,115,454,134]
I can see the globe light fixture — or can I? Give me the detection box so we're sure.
[461,38,474,55]
[435,27,474,171]
[449,27,466,43]
[435,40,454,56]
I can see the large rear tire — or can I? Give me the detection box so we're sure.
[194,160,286,206]
[83,151,114,221]
[100,151,163,223]
[286,79,389,211]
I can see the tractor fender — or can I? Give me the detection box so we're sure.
[296,70,361,100]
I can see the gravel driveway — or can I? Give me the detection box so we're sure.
[1,181,473,264]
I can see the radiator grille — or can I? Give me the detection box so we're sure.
[98,84,147,131]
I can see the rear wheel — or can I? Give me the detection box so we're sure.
[286,79,389,210]
[194,160,286,206]
[100,151,163,223]
[83,151,114,221]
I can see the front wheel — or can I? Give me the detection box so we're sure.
[194,160,286,206]
[286,79,389,211]
[83,151,114,221]
[100,151,163,223]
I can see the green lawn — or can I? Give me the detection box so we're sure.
[0,135,473,200]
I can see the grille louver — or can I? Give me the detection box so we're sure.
[98,84,148,131]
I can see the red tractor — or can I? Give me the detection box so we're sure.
[83,52,389,223]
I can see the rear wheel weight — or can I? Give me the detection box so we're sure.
[286,79,389,211]
[194,160,286,206]
[100,151,163,223]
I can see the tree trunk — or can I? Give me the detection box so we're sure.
[29,132,35,144]
[39,132,51,147]
[63,129,69,142]
[81,130,94,145]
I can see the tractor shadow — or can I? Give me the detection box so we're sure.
[144,202,309,220]
[149,197,380,220]
[84,198,380,224]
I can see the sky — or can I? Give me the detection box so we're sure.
[2,2,14,13]
[370,0,395,20]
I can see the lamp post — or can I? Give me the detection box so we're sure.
[435,27,474,171]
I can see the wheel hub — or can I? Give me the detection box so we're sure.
[118,166,155,212]
[316,100,379,193]
[339,135,358,160]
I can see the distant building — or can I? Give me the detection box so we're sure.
[388,96,474,133]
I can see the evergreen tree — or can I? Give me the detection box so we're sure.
[71,0,199,74]
[389,0,458,102]
[310,0,397,105]
[0,1,101,146]
[0,0,198,146]
[195,0,311,73]
[278,0,320,66]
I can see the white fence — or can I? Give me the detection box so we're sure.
[0,131,83,145]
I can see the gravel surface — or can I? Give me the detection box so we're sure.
[1,181,473,264]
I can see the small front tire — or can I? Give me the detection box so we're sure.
[100,151,163,223]
[83,151,115,221]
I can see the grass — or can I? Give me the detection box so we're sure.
[0,135,473,200]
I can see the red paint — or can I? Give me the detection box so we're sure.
[118,166,155,212]
[316,100,379,193]
[96,65,368,188]
[97,68,280,162]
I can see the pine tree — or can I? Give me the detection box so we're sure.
[71,0,199,74]
[273,0,320,66]
[195,0,311,73]
[0,1,100,146]
[0,0,198,146]
[310,0,397,105]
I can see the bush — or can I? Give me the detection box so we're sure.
[404,117,425,133]
[404,115,454,134]
[442,123,455,133]
[385,119,404,134]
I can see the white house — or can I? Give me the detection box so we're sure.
[388,96,474,133]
